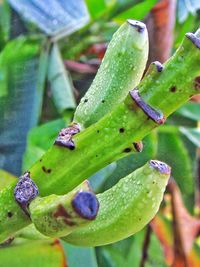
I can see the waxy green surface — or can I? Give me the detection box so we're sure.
[63,161,170,246]
[30,181,96,237]
[74,20,149,128]
[0,31,200,242]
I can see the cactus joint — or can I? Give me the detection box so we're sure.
[186,32,200,49]
[54,123,80,150]
[133,141,143,152]
[152,61,163,72]
[126,19,146,33]
[149,160,171,175]
[14,172,39,216]
[72,191,99,220]
[53,204,76,226]
[129,89,165,124]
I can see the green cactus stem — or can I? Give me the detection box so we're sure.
[74,19,149,128]
[29,181,99,237]
[0,29,200,242]
[63,160,171,246]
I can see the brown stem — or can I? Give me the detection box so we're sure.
[144,0,176,66]
[140,224,152,267]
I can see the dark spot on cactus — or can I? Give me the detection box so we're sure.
[0,237,14,247]
[54,205,71,219]
[72,191,99,220]
[53,205,76,226]
[129,89,166,125]
[170,86,176,92]
[7,212,13,218]
[96,155,98,157]
[54,123,80,150]
[64,219,76,226]
[42,166,52,174]
[139,218,142,221]
[39,159,42,162]
[152,61,163,72]
[14,172,39,216]
[123,148,131,153]
[84,99,88,103]
[133,141,143,152]
[127,19,146,33]
[119,128,125,133]
[97,130,100,133]
[186,32,200,49]
[102,100,105,103]
[149,160,171,175]
[194,76,200,90]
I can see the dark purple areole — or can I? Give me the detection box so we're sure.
[133,141,143,152]
[54,123,80,150]
[149,160,171,175]
[129,89,166,125]
[127,19,146,33]
[186,32,200,49]
[152,61,164,72]
[72,191,99,220]
[14,172,39,216]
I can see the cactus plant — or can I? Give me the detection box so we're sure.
[0,22,200,247]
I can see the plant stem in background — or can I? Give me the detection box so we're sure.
[144,0,176,65]
[140,224,152,267]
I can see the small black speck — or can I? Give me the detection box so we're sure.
[84,99,88,103]
[119,128,125,133]
[139,218,141,221]
[101,100,105,103]
[170,86,176,93]
[96,155,98,157]
[7,212,13,218]
[123,148,131,153]
[42,166,52,173]
[97,130,100,133]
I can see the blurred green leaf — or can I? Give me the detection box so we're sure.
[180,127,200,147]
[114,0,157,23]
[175,14,196,47]
[48,43,76,116]
[0,240,67,267]
[0,36,48,176]
[176,102,200,121]
[89,162,117,193]
[0,169,16,191]
[96,230,145,267]
[62,242,98,267]
[103,133,157,190]
[22,119,66,170]
[146,233,168,267]
[0,1,11,47]
[86,0,107,19]
[157,132,194,196]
